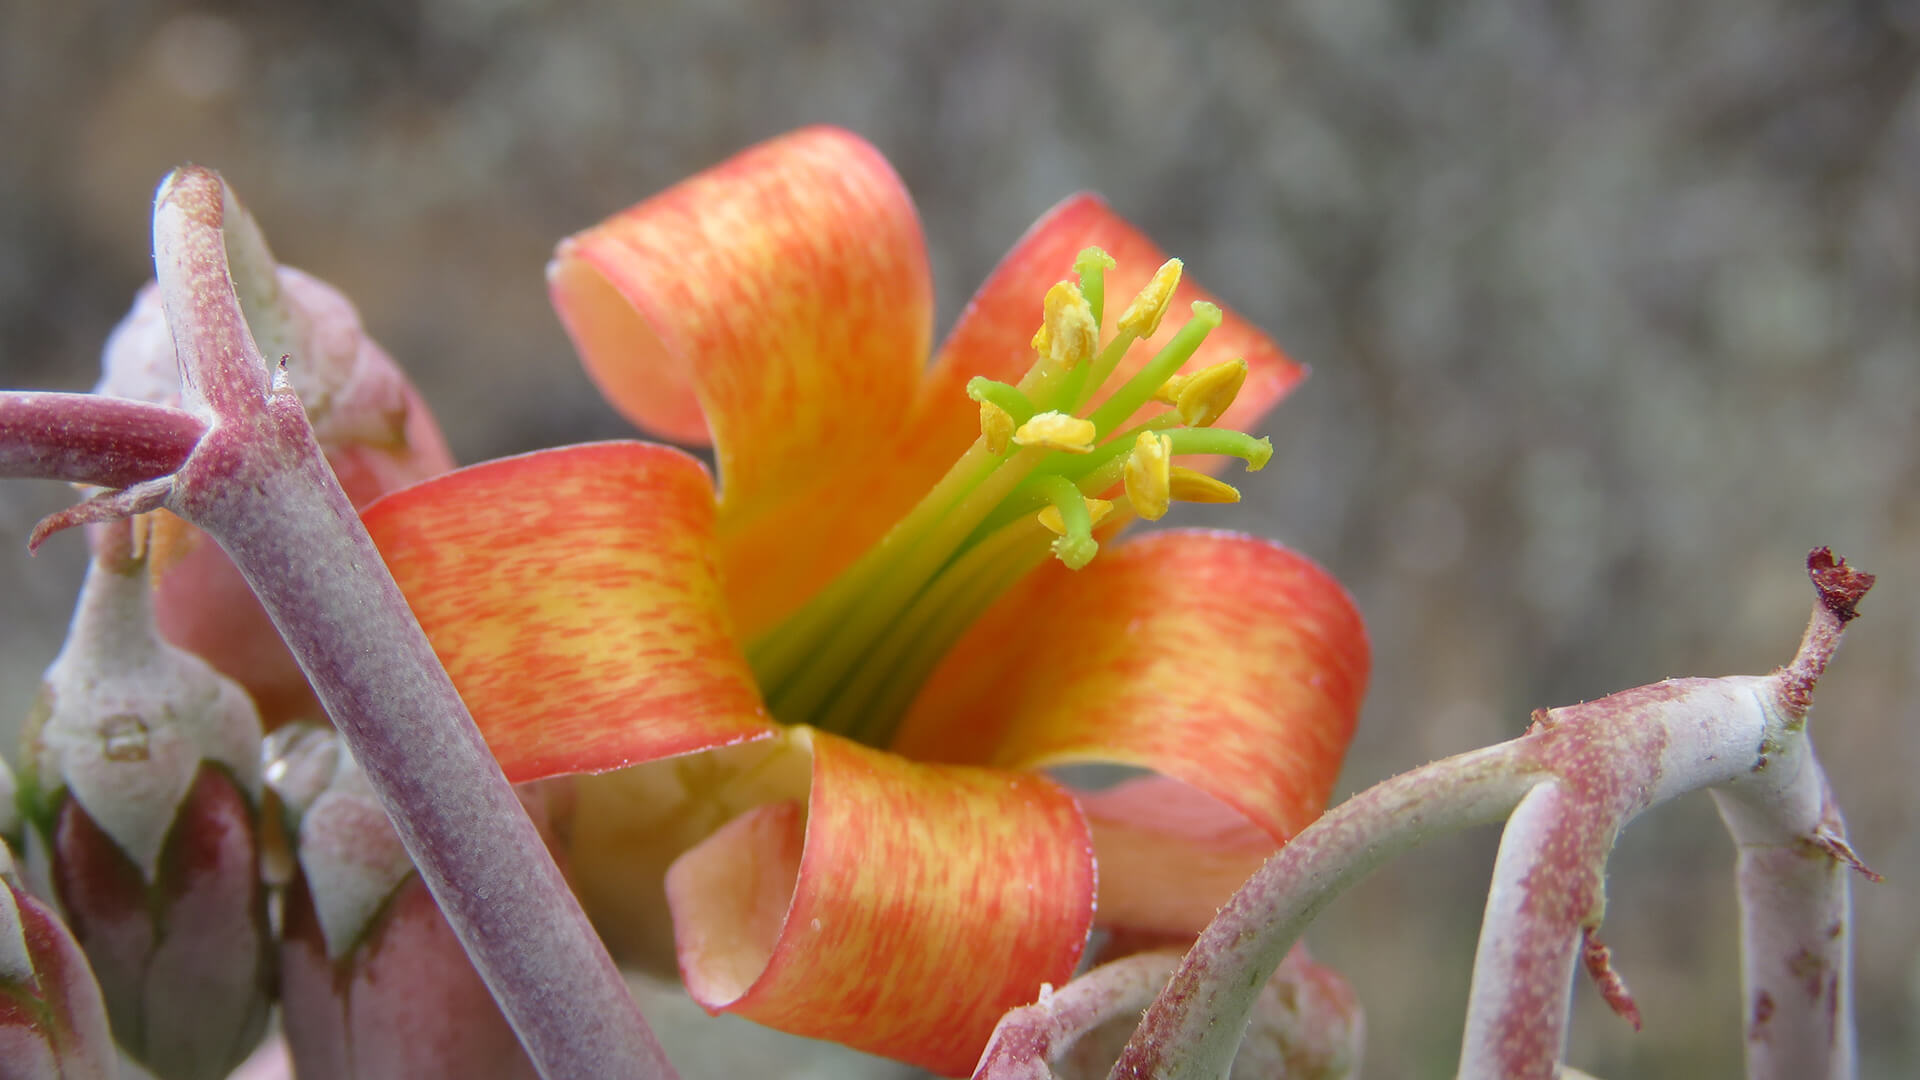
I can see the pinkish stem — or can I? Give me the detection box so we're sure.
[1112,551,1872,1080]
[975,951,1186,1080]
[6,168,677,1080]
[1106,743,1543,1078]
[0,392,203,488]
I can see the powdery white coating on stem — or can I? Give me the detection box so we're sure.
[1112,550,1871,1080]
[140,167,678,1080]
[977,945,1359,1080]
[1106,743,1543,1079]
[975,952,1181,1080]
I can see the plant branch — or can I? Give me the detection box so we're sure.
[5,167,676,1079]
[146,166,677,1080]
[0,392,203,488]
[976,950,1187,1080]
[1106,742,1543,1078]
[1113,550,1873,1080]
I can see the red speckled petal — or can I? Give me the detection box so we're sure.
[665,727,1094,1076]
[548,126,935,636]
[892,530,1368,847]
[910,193,1305,464]
[361,442,777,782]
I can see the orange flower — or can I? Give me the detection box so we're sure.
[360,127,1367,1076]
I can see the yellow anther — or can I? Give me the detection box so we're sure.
[1168,466,1241,504]
[979,399,1016,454]
[1168,358,1247,427]
[1013,411,1097,453]
[1117,259,1184,339]
[1041,282,1099,369]
[1151,372,1190,407]
[1122,430,1173,520]
[1037,497,1114,536]
[1031,323,1050,356]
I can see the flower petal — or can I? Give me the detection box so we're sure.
[565,739,810,970]
[665,727,1094,1076]
[910,194,1305,464]
[361,442,776,782]
[892,530,1368,846]
[548,126,935,636]
[1077,777,1277,933]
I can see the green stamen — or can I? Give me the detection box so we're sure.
[1073,247,1117,330]
[746,249,1271,749]
[1086,302,1222,436]
[829,517,1046,746]
[966,377,1037,426]
[1034,473,1099,570]
[1164,427,1273,471]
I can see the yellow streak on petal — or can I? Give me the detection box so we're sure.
[1013,411,1096,453]
[1168,466,1241,505]
[668,728,1095,1075]
[1172,358,1248,427]
[1116,258,1184,339]
[1037,496,1113,536]
[1122,430,1173,520]
[978,399,1016,455]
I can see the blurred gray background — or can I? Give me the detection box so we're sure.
[3,1,1916,1076]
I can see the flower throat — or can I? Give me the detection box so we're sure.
[746,249,1272,746]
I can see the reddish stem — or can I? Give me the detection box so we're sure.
[0,167,677,1079]
[147,167,677,1080]
[0,392,203,488]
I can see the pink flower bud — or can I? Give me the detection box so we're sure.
[96,256,455,727]
[0,841,115,1080]
[18,534,271,1080]
[278,737,538,1080]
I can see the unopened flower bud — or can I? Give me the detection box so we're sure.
[259,722,341,889]
[0,840,116,1080]
[96,213,455,726]
[279,739,538,1080]
[17,528,270,1080]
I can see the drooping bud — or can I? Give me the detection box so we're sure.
[279,736,539,1080]
[94,191,455,726]
[0,835,116,1080]
[17,523,271,1080]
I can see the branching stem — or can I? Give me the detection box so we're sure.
[5,168,677,1080]
[1111,550,1872,1080]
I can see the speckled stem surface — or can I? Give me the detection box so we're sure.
[1112,550,1871,1080]
[4,167,676,1080]
[0,392,203,488]
[148,167,676,1080]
